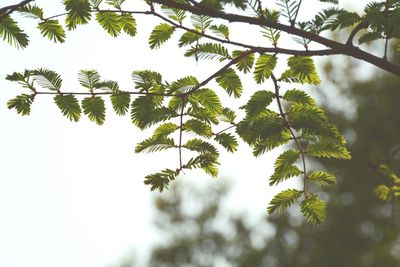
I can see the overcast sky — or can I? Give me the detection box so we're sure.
[0,1,368,267]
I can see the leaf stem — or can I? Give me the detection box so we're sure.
[271,73,308,196]
[178,96,186,169]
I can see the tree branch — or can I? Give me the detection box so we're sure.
[153,0,400,77]
[152,10,335,57]
[0,0,34,21]
[346,21,368,46]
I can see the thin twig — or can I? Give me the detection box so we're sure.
[271,73,308,196]
[213,125,236,136]
[346,21,368,46]
[292,0,302,27]
[178,96,186,169]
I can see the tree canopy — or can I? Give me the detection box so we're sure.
[1,0,400,224]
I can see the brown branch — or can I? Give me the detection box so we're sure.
[0,0,34,20]
[153,0,400,77]
[152,10,335,57]
[346,21,368,46]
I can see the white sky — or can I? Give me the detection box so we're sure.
[0,1,368,267]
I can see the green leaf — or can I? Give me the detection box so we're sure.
[144,168,179,192]
[190,14,212,31]
[183,154,219,177]
[135,136,176,153]
[184,43,230,61]
[82,96,106,125]
[131,96,176,129]
[270,150,302,185]
[18,4,44,19]
[105,0,125,10]
[96,12,122,37]
[0,15,29,48]
[120,13,137,36]
[373,185,392,202]
[184,139,219,155]
[308,140,351,159]
[149,23,175,49]
[210,24,230,39]
[309,171,336,186]
[178,31,201,47]
[214,133,238,152]
[300,195,326,224]
[254,54,277,83]
[236,110,284,145]
[288,104,332,136]
[110,92,130,115]
[95,80,120,93]
[215,68,242,98]
[132,70,162,91]
[251,130,292,156]
[280,56,320,85]
[64,0,92,30]
[168,76,199,94]
[261,9,281,45]
[6,70,36,91]
[184,119,213,137]
[90,0,103,8]
[7,94,34,115]
[241,90,275,116]
[187,106,219,125]
[37,20,65,43]
[190,88,222,114]
[31,69,63,91]
[161,6,186,23]
[319,0,338,3]
[283,89,316,105]
[54,94,81,122]
[218,107,236,124]
[358,31,382,44]
[268,189,303,214]
[152,123,179,139]
[78,70,101,90]
[377,164,400,182]
[328,10,361,30]
[6,70,30,83]
[233,50,255,73]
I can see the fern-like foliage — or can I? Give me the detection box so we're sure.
[54,94,82,122]
[7,94,35,115]
[0,15,29,48]
[373,164,400,204]
[149,23,176,49]
[184,43,231,61]
[64,0,92,30]
[254,54,277,83]
[300,194,326,224]
[267,189,302,214]
[6,0,383,224]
